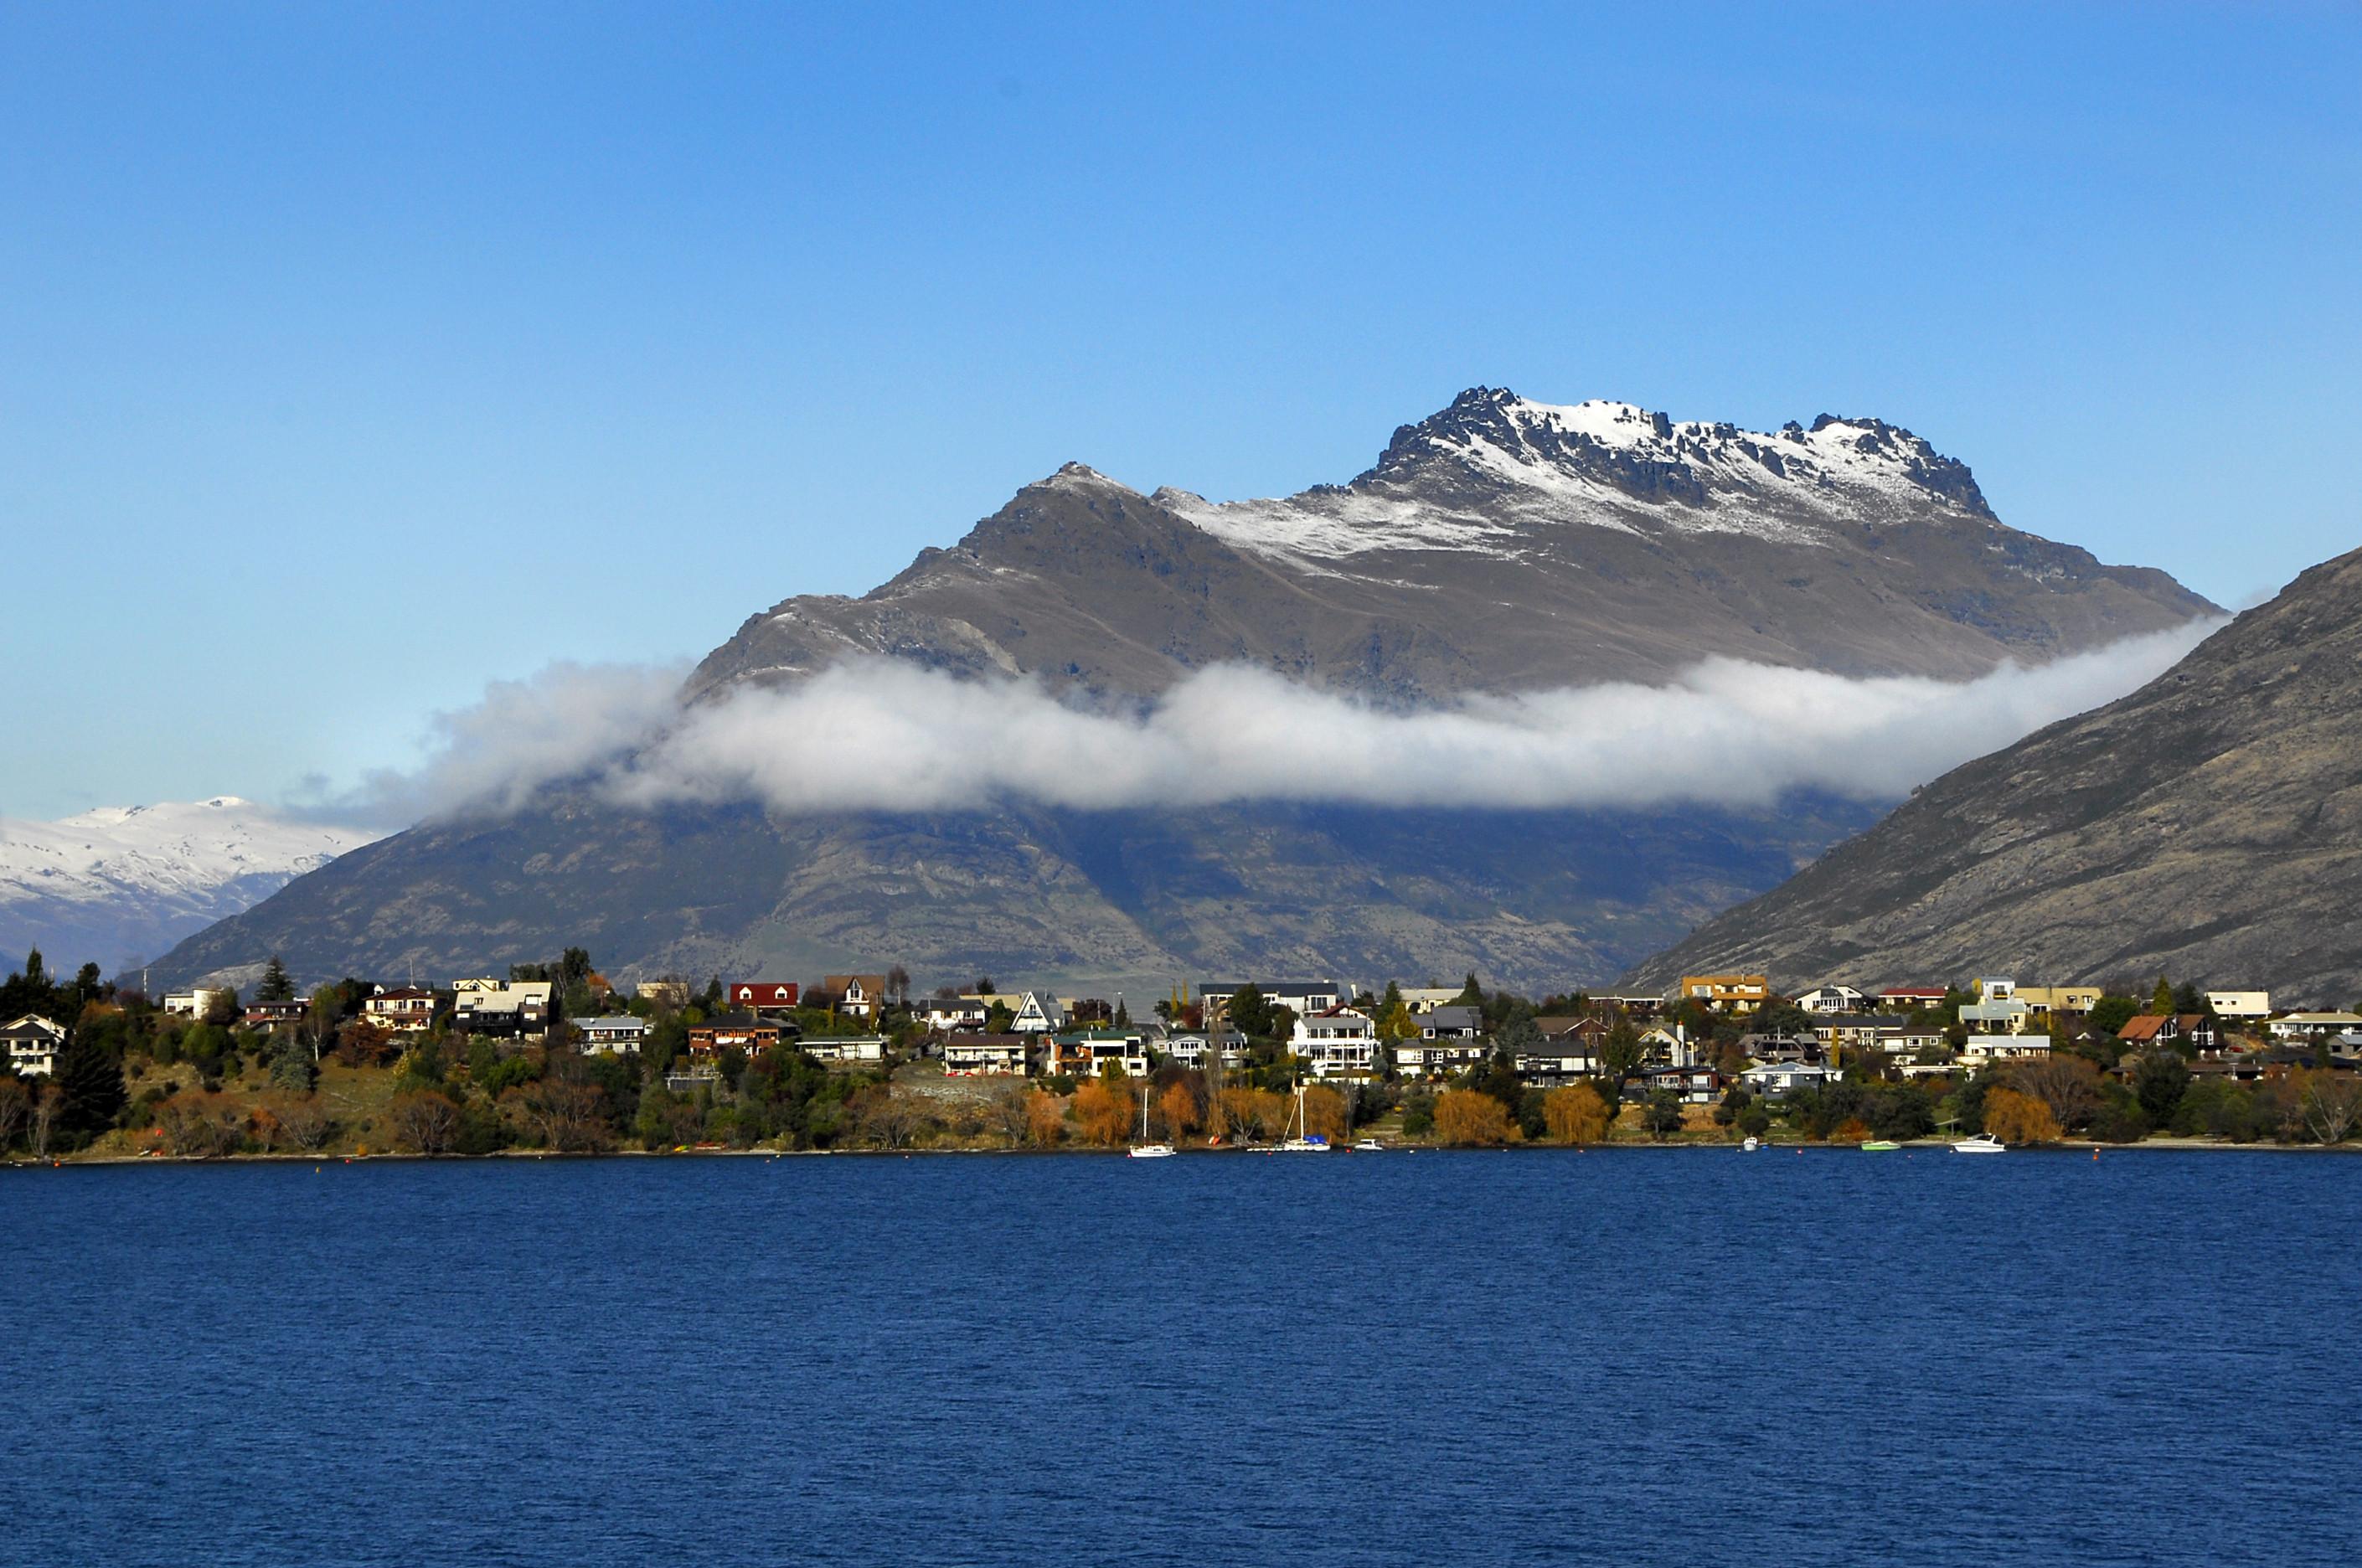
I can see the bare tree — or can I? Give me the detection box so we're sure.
[2303,1072,2362,1145]
[158,1093,246,1158]
[30,1084,63,1158]
[505,1080,612,1152]
[855,1086,926,1149]
[886,965,911,1005]
[983,1079,1034,1144]
[390,1090,462,1153]
[276,1096,337,1152]
[0,1077,28,1153]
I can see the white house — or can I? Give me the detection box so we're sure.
[364,986,436,1034]
[162,987,234,1019]
[922,996,991,1033]
[2268,1011,2362,1040]
[1201,980,1348,1022]
[1958,1033,2050,1065]
[1292,1007,1377,1077]
[1398,1039,1490,1077]
[1163,1029,1247,1072]
[2207,991,2272,1019]
[1741,1060,1834,1098]
[1394,987,1466,1014]
[1958,997,2032,1034]
[1009,991,1070,1034]
[942,1033,1031,1075]
[1640,1024,1694,1069]
[451,978,554,1034]
[1795,985,1866,1014]
[802,1035,888,1064]
[571,1015,647,1054]
[2,1014,67,1077]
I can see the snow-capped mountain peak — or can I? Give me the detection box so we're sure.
[0,798,378,975]
[1160,386,1992,565]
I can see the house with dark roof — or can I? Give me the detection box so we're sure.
[688,1011,781,1058]
[3,1014,67,1077]
[1420,1005,1484,1040]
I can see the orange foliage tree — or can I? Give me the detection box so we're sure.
[1544,1083,1612,1143]
[1220,1086,1291,1141]
[1983,1086,2063,1144]
[1024,1091,1066,1148]
[1157,1081,1201,1141]
[1434,1089,1515,1146]
[1302,1085,1349,1142]
[1073,1077,1137,1146]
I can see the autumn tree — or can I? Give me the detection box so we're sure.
[158,1091,247,1158]
[1024,1090,1067,1148]
[1544,1082,1612,1143]
[1302,1085,1348,1143]
[390,1090,463,1153]
[2009,1055,2102,1132]
[1983,1086,2063,1143]
[1072,1077,1136,1146]
[1157,1080,1201,1142]
[334,1018,398,1068]
[1433,1088,1514,1146]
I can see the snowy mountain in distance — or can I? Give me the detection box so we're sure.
[0,797,376,982]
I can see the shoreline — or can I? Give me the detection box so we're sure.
[11,1135,2360,1168]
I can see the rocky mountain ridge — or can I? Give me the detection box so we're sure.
[1624,544,2362,1003]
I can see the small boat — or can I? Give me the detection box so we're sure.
[1950,1132,2006,1155]
[1860,1140,1900,1153]
[1353,1138,1384,1153]
[1273,1078,1331,1152]
[1741,1136,1761,1153]
[1127,1075,1175,1158]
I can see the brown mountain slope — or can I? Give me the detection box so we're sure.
[1623,545,2362,1003]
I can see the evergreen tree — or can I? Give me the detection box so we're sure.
[2152,976,2174,1014]
[55,1033,126,1140]
[256,955,296,1003]
[267,1028,317,1091]
[1112,998,1131,1027]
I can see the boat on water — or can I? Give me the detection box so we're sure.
[1860,1140,1901,1153]
[1353,1137,1384,1153]
[1272,1077,1331,1152]
[1127,1073,1175,1158]
[1741,1136,1762,1153]
[1950,1132,2006,1154]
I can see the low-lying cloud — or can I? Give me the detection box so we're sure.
[340,622,2222,826]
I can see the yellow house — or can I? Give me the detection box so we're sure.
[1672,974,1770,1014]
[2015,986,2102,1019]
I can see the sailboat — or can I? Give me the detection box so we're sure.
[1127,1075,1175,1158]
[1276,1074,1330,1153]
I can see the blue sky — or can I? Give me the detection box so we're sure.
[3,3,2356,820]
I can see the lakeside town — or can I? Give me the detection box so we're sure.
[7,946,2361,1160]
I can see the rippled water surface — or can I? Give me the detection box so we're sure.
[5,1149,2356,1566]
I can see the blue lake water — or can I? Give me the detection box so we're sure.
[4,1148,2356,1567]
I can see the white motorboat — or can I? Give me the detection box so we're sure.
[1352,1138,1384,1153]
[1741,1136,1761,1153]
[1950,1132,2006,1154]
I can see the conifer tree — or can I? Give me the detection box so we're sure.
[55,1032,126,1140]
[257,955,296,1003]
